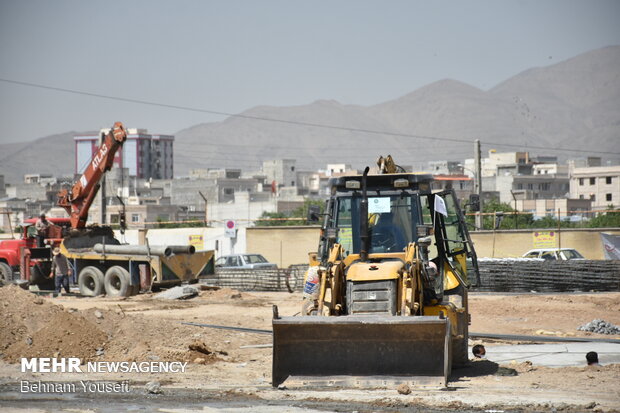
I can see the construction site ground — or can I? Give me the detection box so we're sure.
[1,284,619,412]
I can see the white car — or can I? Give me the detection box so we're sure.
[215,254,278,269]
[522,248,585,261]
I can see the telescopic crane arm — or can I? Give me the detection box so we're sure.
[57,122,127,229]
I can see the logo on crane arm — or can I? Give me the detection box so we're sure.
[92,144,109,171]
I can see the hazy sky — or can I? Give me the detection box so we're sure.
[0,0,619,144]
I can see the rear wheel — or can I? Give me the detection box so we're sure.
[104,266,131,297]
[78,266,104,296]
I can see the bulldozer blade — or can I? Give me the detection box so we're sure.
[272,315,451,388]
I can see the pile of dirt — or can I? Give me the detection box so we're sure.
[0,285,234,365]
[0,285,107,362]
[199,287,245,301]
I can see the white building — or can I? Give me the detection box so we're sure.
[570,166,620,209]
[74,128,174,180]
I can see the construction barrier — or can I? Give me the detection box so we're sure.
[203,266,306,292]
[203,261,620,293]
[471,259,620,292]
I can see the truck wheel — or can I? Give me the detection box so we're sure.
[79,266,105,296]
[104,266,130,297]
[0,262,13,283]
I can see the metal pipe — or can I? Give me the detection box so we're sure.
[470,332,620,344]
[182,322,272,335]
[166,245,196,255]
[359,167,370,262]
[93,243,195,257]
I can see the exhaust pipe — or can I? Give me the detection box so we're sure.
[360,167,370,262]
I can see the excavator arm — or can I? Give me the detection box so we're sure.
[57,122,127,228]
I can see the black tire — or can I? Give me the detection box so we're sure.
[452,336,469,368]
[104,266,130,297]
[0,262,14,283]
[30,263,55,290]
[78,266,105,296]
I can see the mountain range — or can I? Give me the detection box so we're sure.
[1,45,619,184]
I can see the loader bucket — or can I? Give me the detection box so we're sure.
[272,315,451,388]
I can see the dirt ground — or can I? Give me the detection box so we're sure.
[0,284,619,412]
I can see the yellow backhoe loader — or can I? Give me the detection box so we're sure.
[272,160,480,387]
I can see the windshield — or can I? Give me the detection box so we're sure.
[335,193,422,255]
[244,254,268,263]
[561,249,584,259]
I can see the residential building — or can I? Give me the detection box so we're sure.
[74,128,174,179]
[95,204,181,228]
[532,164,568,176]
[464,150,529,178]
[494,174,570,204]
[431,174,474,201]
[570,165,620,209]
[428,161,462,175]
[24,174,56,185]
[0,199,26,232]
[262,159,297,188]
[515,198,592,219]
[325,163,352,176]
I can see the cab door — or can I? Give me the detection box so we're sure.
[432,190,480,290]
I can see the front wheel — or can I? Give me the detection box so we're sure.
[78,266,105,296]
[0,262,14,284]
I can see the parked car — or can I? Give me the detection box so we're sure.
[522,248,585,261]
[215,254,277,269]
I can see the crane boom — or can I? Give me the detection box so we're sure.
[58,122,127,228]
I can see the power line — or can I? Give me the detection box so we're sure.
[1,77,619,156]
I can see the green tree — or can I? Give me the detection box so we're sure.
[588,205,620,228]
[255,199,324,226]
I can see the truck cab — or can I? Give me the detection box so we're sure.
[0,217,71,284]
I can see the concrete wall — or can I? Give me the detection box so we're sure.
[245,226,620,264]
[246,226,321,267]
[470,228,620,259]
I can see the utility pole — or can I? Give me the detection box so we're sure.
[474,139,483,230]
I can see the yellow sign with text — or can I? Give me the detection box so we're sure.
[533,231,556,248]
[189,235,204,249]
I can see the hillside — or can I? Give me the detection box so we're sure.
[1,46,618,183]
[0,131,83,183]
[173,46,620,174]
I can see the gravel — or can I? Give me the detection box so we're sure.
[578,319,620,335]
[154,286,199,300]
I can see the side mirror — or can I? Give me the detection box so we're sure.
[307,205,321,222]
[468,194,480,212]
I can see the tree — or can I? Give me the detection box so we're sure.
[588,205,620,228]
[255,199,325,226]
